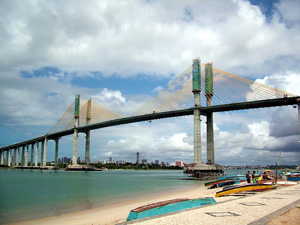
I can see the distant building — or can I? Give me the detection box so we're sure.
[59,157,72,164]
[155,160,159,165]
[141,159,147,164]
[161,162,166,167]
[175,160,184,167]
[136,152,140,164]
[116,160,126,165]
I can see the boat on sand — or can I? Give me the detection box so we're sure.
[126,197,216,221]
[215,183,275,197]
[258,180,298,186]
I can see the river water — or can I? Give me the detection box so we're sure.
[0,168,261,224]
[0,169,203,224]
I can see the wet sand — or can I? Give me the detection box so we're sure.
[11,183,217,225]
[11,183,300,225]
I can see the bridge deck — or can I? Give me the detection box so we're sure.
[1,97,299,150]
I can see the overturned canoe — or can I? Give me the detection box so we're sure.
[126,197,216,221]
[215,183,275,197]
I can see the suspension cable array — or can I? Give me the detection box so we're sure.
[49,99,123,134]
[50,64,296,133]
[131,65,295,116]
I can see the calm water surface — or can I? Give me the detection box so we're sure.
[0,169,201,224]
[0,168,258,224]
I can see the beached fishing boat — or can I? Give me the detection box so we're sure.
[258,180,298,186]
[205,179,236,189]
[217,174,246,181]
[282,171,300,181]
[126,197,216,221]
[215,183,275,197]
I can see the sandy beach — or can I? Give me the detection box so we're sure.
[11,183,221,225]
[10,183,300,225]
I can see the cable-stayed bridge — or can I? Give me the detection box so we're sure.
[0,60,299,173]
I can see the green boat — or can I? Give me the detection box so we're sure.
[126,197,216,221]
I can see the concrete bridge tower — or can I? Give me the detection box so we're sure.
[205,63,215,164]
[186,59,223,178]
[192,58,202,164]
[72,94,80,166]
[85,98,92,165]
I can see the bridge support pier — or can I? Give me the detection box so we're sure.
[206,112,215,164]
[192,59,202,164]
[16,147,19,167]
[71,94,80,168]
[7,149,11,167]
[184,61,223,179]
[0,151,3,165]
[193,100,202,164]
[54,139,59,169]
[40,141,44,167]
[85,131,90,165]
[30,144,34,167]
[72,129,79,165]
[42,137,48,167]
[35,142,39,167]
[24,144,29,167]
[21,146,25,167]
[12,148,16,168]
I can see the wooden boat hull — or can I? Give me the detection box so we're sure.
[258,180,298,186]
[205,179,235,188]
[287,177,300,181]
[215,184,275,197]
[126,197,216,221]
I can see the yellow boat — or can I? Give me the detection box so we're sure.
[215,183,275,197]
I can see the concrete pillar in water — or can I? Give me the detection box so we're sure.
[7,149,11,167]
[43,137,48,167]
[85,131,90,165]
[0,151,3,165]
[72,94,80,165]
[12,148,16,168]
[73,129,79,165]
[85,98,91,165]
[41,141,44,167]
[206,112,214,164]
[205,63,215,164]
[54,139,59,168]
[192,58,202,164]
[35,141,39,167]
[21,146,25,167]
[30,144,34,167]
[16,147,20,167]
[24,144,29,167]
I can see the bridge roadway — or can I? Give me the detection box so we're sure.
[1,96,299,151]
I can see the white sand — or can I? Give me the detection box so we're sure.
[12,183,225,225]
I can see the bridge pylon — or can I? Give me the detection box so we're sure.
[71,94,81,168]
[184,59,223,179]
[68,95,93,170]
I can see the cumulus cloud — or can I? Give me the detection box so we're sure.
[1,0,300,77]
[0,0,299,165]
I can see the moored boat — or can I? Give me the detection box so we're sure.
[205,179,235,188]
[215,183,275,197]
[257,180,298,186]
[126,197,216,221]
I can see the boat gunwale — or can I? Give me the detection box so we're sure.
[215,183,275,197]
[131,198,190,213]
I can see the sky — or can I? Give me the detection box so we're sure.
[0,0,300,166]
